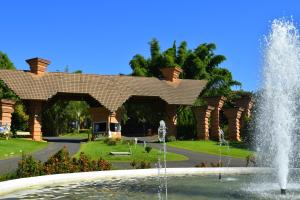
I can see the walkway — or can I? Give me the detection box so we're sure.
[112,142,246,169]
[0,137,81,174]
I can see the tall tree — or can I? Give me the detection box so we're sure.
[0,51,28,132]
[0,51,15,70]
[129,39,240,97]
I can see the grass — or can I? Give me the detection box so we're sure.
[75,140,187,162]
[167,140,254,158]
[59,132,90,139]
[0,138,48,160]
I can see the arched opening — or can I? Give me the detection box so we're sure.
[121,96,167,137]
[41,92,101,138]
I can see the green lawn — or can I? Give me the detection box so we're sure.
[167,140,254,158]
[75,140,187,162]
[0,138,48,160]
[59,133,90,139]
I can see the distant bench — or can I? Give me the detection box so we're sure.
[16,131,30,136]
[109,152,131,156]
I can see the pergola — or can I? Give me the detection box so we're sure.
[0,57,207,141]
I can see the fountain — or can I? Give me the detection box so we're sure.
[256,18,300,195]
[218,129,231,180]
[157,120,168,200]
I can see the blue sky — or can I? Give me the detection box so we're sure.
[1,0,299,91]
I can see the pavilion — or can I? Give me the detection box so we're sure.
[0,57,207,141]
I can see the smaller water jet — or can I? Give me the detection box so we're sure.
[157,120,168,200]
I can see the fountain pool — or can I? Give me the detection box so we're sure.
[1,168,300,199]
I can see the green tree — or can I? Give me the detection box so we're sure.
[129,39,240,97]
[41,70,91,136]
[0,51,28,132]
[0,51,15,70]
[128,39,242,138]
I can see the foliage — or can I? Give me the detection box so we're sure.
[121,139,135,145]
[42,100,91,136]
[129,39,240,98]
[195,161,223,167]
[16,147,111,178]
[121,100,165,136]
[166,135,176,142]
[43,146,75,174]
[0,51,15,70]
[42,100,70,136]
[17,154,44,178]
[11,102,29,133]
[177,106,196,139]
[128,39,242,139]
[145,146,152,153]
[103,138,118,146]
[130,160,151,169]
[106,139,117,146]
[240,116,255,149]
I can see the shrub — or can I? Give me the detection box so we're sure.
[17,154,44,178]
[79,129,90,133]
[103,138,117,145]
[43,146,75,174]
[103,138,110,144]
[122,139,134,145]
[210,162,223,167]
[107,139,117,146]
[166,135,176,142]
[145,146,152,153]
[14,147,112,179]
[95,157,112,170]
[130,160,151,169]
[195,162,208,167]
[130,160,137,168]
[139,161,151,169]
[77,152,91,172]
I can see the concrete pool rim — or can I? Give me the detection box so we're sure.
[0,167,270,196]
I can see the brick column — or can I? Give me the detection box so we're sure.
[192,106,215,140]
[204,96,226,141]
[0,99,16,129]
[165,105,177,137]
[234,95,254,126]
[28,101,43,141]
[223,107,244,141]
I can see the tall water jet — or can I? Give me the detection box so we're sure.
[256,19,300,193]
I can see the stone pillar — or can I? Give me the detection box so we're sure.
[90,107,122,139]
[28,101,43,141]
[204,96,226,141]
[192,106,215,140]
[223,107,244,141]
[0,99,16,129]
[165,105,177,137]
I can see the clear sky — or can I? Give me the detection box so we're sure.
[1,0,299,91]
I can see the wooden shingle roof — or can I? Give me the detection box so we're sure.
[0,70,207,112]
